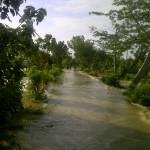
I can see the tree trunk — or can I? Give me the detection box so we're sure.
[132,50,150,85]
[114,53,117,74]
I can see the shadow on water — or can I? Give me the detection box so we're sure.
[14,70,150,150]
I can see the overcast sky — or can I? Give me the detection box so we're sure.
[2,0,113,42]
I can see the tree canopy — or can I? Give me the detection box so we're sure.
[91,0,150,84]
[0,0,26,19]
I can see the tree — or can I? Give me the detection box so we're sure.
[91,0,150,85]
[19,6,47,38]
[0,0,26,20]
[55,41,69,66]
[68,36,95,70]
[0,4,47,122]
[91,27,127,74]
[0,24,25,121]
[19,6,47,25]
[36,34,70,68]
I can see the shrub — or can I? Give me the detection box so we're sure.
[146,72,150,79]
[27,68,50,100]
[132,83,150,106]
[125,74,135,80]
[26,67,62,101]
[0,84,23,123]
[101,74,120,87]
[51,65,62,78]
[0,38,24,123]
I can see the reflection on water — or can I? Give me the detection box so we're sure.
[17,70,150,150]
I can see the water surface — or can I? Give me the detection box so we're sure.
[17,70,150,150]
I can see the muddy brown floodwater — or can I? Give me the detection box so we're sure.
[16,70,150,150]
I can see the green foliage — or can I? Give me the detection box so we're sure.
[68,36,94,69]
[125,74,135,80]
[0,0,25,19]
[101,74,120,87]
[51,65,62,78]
[18,6,47,40]
[131,84,150,106]
[0,24,25,123]
[27,68,49,100]
[0,3,48,123]
[27,66,62,101]
[62,56,72,69]
[68,35,117,78]
[91,0,150,84]
[85,69,100,77]
[19,6,47,25]
[0,84,23,122]
[146,72,150,79]
[36,34,71,68]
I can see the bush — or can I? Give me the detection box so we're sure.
[132,83,150,106]
[0,84,23,123]
[26,66,62,101]
[51,65,62,78]
[146,72,150,79]
[0,35,24,123]
[125,74,135,80]
[101,74,120,87]
[27,68,50,100]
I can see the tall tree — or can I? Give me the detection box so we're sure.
[91,0,150,85]
[19,6,47,38]
[36,34,70,68]
[68,36,94,69]
[0,3,47,122]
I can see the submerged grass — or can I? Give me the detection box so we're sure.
[22,91,44,114]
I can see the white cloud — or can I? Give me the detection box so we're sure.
[2,0,113,42]
[46,0,112,12]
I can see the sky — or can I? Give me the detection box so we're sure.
[1,0,113,42]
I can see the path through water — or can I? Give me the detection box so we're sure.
[17,70,150,150]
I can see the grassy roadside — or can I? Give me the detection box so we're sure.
[81,69,150,124]
[0,90,46,150]
[0,68,63,150]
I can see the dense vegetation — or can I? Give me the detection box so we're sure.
[0,0,71,125]
[0,1,72,149]
[68,0,150,106]
[68,36,113,76]
[0,0,150,148]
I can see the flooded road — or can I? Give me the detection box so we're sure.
[17,70,150,150]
